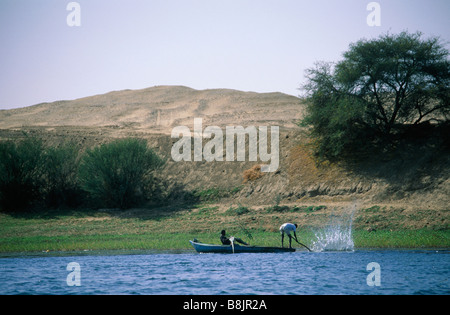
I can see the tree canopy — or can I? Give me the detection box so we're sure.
[301,31,449,160]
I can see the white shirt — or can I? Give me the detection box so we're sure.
[280,223,296,235]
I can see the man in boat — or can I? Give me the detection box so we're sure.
[280,223,299,249]
[220,230,248,245]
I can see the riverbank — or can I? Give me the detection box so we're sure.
[0,203,448,253]
[1,230,448,254]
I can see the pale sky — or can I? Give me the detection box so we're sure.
[0,0,449,109]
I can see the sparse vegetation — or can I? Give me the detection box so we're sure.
[226,204,251,216]
[265,196,327,213]
[243,164,264,182]
[192,186,243,202]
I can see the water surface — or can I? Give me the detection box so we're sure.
[0,249,448,295]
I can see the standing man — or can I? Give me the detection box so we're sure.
[279,223,299,249]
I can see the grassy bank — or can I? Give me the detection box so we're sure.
[0,205,449,253]
[1,231,448,253]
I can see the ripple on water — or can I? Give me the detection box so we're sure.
[0,250,449,295]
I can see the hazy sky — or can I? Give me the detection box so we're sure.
[0,0,449,109]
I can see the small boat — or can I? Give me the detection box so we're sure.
[189,240,296,254]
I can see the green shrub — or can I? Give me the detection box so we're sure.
[0,138,45,212]
[266,204,327,213]
[42,143,82,208]
[266,205,291,213]
[265,194,290,212]
[363,206,381,213]
[194,188,223,201]
[78,138,163,209]
[226,205,251,216]
[193,186,243,202]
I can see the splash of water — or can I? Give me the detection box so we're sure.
[311,204,357,252]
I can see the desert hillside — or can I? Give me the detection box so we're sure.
[0,85,302,132]
[0,86,449,220]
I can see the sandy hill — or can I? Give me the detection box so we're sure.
[0,86,449,223]
[0,85,303,132]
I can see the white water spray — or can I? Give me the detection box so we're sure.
[310,203,357,252]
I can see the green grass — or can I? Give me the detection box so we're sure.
[0,231,314,252]
[353,230,450,248]
[0,234,199,252]
[0,206,449,253]
[2,228,448,253]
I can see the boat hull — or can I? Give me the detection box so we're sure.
[189,240,295,253]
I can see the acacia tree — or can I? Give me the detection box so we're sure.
[302,31,449,159]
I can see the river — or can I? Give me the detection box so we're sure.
[0,249,448,295]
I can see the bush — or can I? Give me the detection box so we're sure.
[226,205,251,216]
[78,138,163,209]
[42,143,82,208]
[243,164,264,182]
[0,138,45,212]
[0,137,163,212]
[193,188,223,201]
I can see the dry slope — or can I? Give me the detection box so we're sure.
[0,86,449,218]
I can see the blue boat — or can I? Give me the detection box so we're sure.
[189,240,296,254]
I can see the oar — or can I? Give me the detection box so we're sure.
[294,239,312,252]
